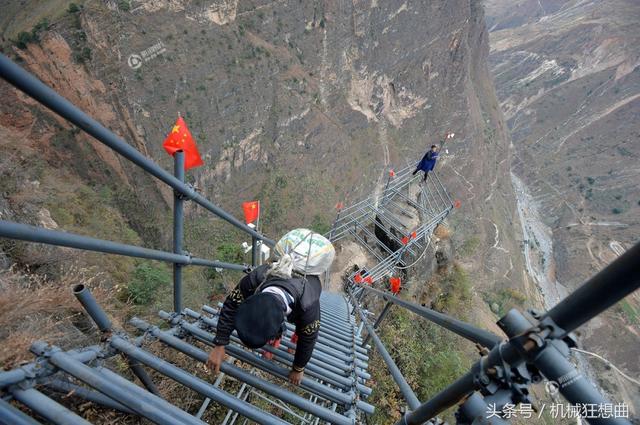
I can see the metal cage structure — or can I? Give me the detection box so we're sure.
[327,165,453,286]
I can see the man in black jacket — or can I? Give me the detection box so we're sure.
[206,263,322,385]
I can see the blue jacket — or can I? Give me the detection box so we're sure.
[417,150,439,172]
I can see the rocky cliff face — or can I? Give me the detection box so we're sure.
[0,0,526,407]
[2,0,524,290]
[485,0,640,414]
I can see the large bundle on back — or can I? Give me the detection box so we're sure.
[273,228,335,276]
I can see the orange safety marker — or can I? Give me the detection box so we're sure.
[390,277,401,294]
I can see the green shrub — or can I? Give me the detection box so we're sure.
[433,264,471,312]
[68,3,80,13]
[484,287,526,317]
[73,47,92,63]
[16,32,34,49]
[216,242,244,264]
[311,214,330,235]
[32,18,49,34]
[118,0,131,11]
[458,236,480,257]
[612,208,623,214]
[618,300,639,325]
[16,18,49,48]
[127,263,170,304]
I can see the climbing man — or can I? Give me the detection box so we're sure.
[412,144,440,181]
[207,229,335,385]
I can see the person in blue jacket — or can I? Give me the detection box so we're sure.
[413,144,439,181]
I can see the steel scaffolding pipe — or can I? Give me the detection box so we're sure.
[95,367,205,424]
[191,308,369,372]
[0,220,248,272]
[175,317,370,395]
[362,301,393,347]
[185,329,375,415]
[0,397,41,425]
[173,150,185,313]
[0,54,274,247]
[544,241,640,334]
[109,336,289,425]
[207,304,357,343]
[130,318,356,425]
[331,166,415,221]
[72,284,159,396]
[45,379,135,414]
[0,345,103,391]
[168,318,375,414]
[348,289,420,410]
[200,306,369,363]
[359,285,502,349]
[11,388,92,425]
[456,392,510,425]
[42,347,196,425]
[72,284,112,332]
[125,357,161,396]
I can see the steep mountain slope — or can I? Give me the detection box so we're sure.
[485,0,640,414]
[1,0,529,420]
[2,0,525,299]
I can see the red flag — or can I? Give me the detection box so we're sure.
[364,276,373,285]
[336,202,344,210]
[411,231,417,239]
[389,169,395,177]
[454,199,462,209]
[354,273,363,283]
[390,277,401,294]
[401,236,409,245]
[242,201,260,224]
[163,116,204,170]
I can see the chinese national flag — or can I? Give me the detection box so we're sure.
[163,116,204,170]
[401,236,409,245]
[242,201,260,224]
[390,277,401,294]
[363,276,373,285]
[354,273,363,283]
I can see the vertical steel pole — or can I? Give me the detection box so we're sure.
[251,236,257,267]
[363,301,392,346]
[173,151,185,313]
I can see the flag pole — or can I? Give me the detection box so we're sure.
[251,201,260,268]
[173,150,185,313]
